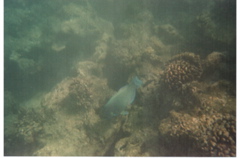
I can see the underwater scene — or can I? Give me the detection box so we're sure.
[4,0,236,156]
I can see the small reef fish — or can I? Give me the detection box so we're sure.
[102,76,143,118]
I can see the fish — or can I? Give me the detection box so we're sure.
[102,76,143,118]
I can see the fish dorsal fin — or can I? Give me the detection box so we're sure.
[131,76,143,88]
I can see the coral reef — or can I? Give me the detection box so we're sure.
[112,103,166,156]
[4,0,235,156]
[154,24,183,44]
[201,52,231,82]
[159,111,236,156]
[30,61,127,156]
[158,78,236,156]
[4,107,51,156]
[196,11,235,45]
[4,0,114,101]
[204,51,225,67]
[163,52,203,92]
[201,114,236,156]
[60,3,113,37]
[103,40,138,88]
[103,10,172,90]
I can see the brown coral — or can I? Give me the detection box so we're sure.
[159,111,236,156]
[201,114,236,156]
[163,52,203,92]
[158,78,236,156]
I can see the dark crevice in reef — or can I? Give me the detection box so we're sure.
[104,126,131,156]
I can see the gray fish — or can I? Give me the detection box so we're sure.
[102,76,143,118]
